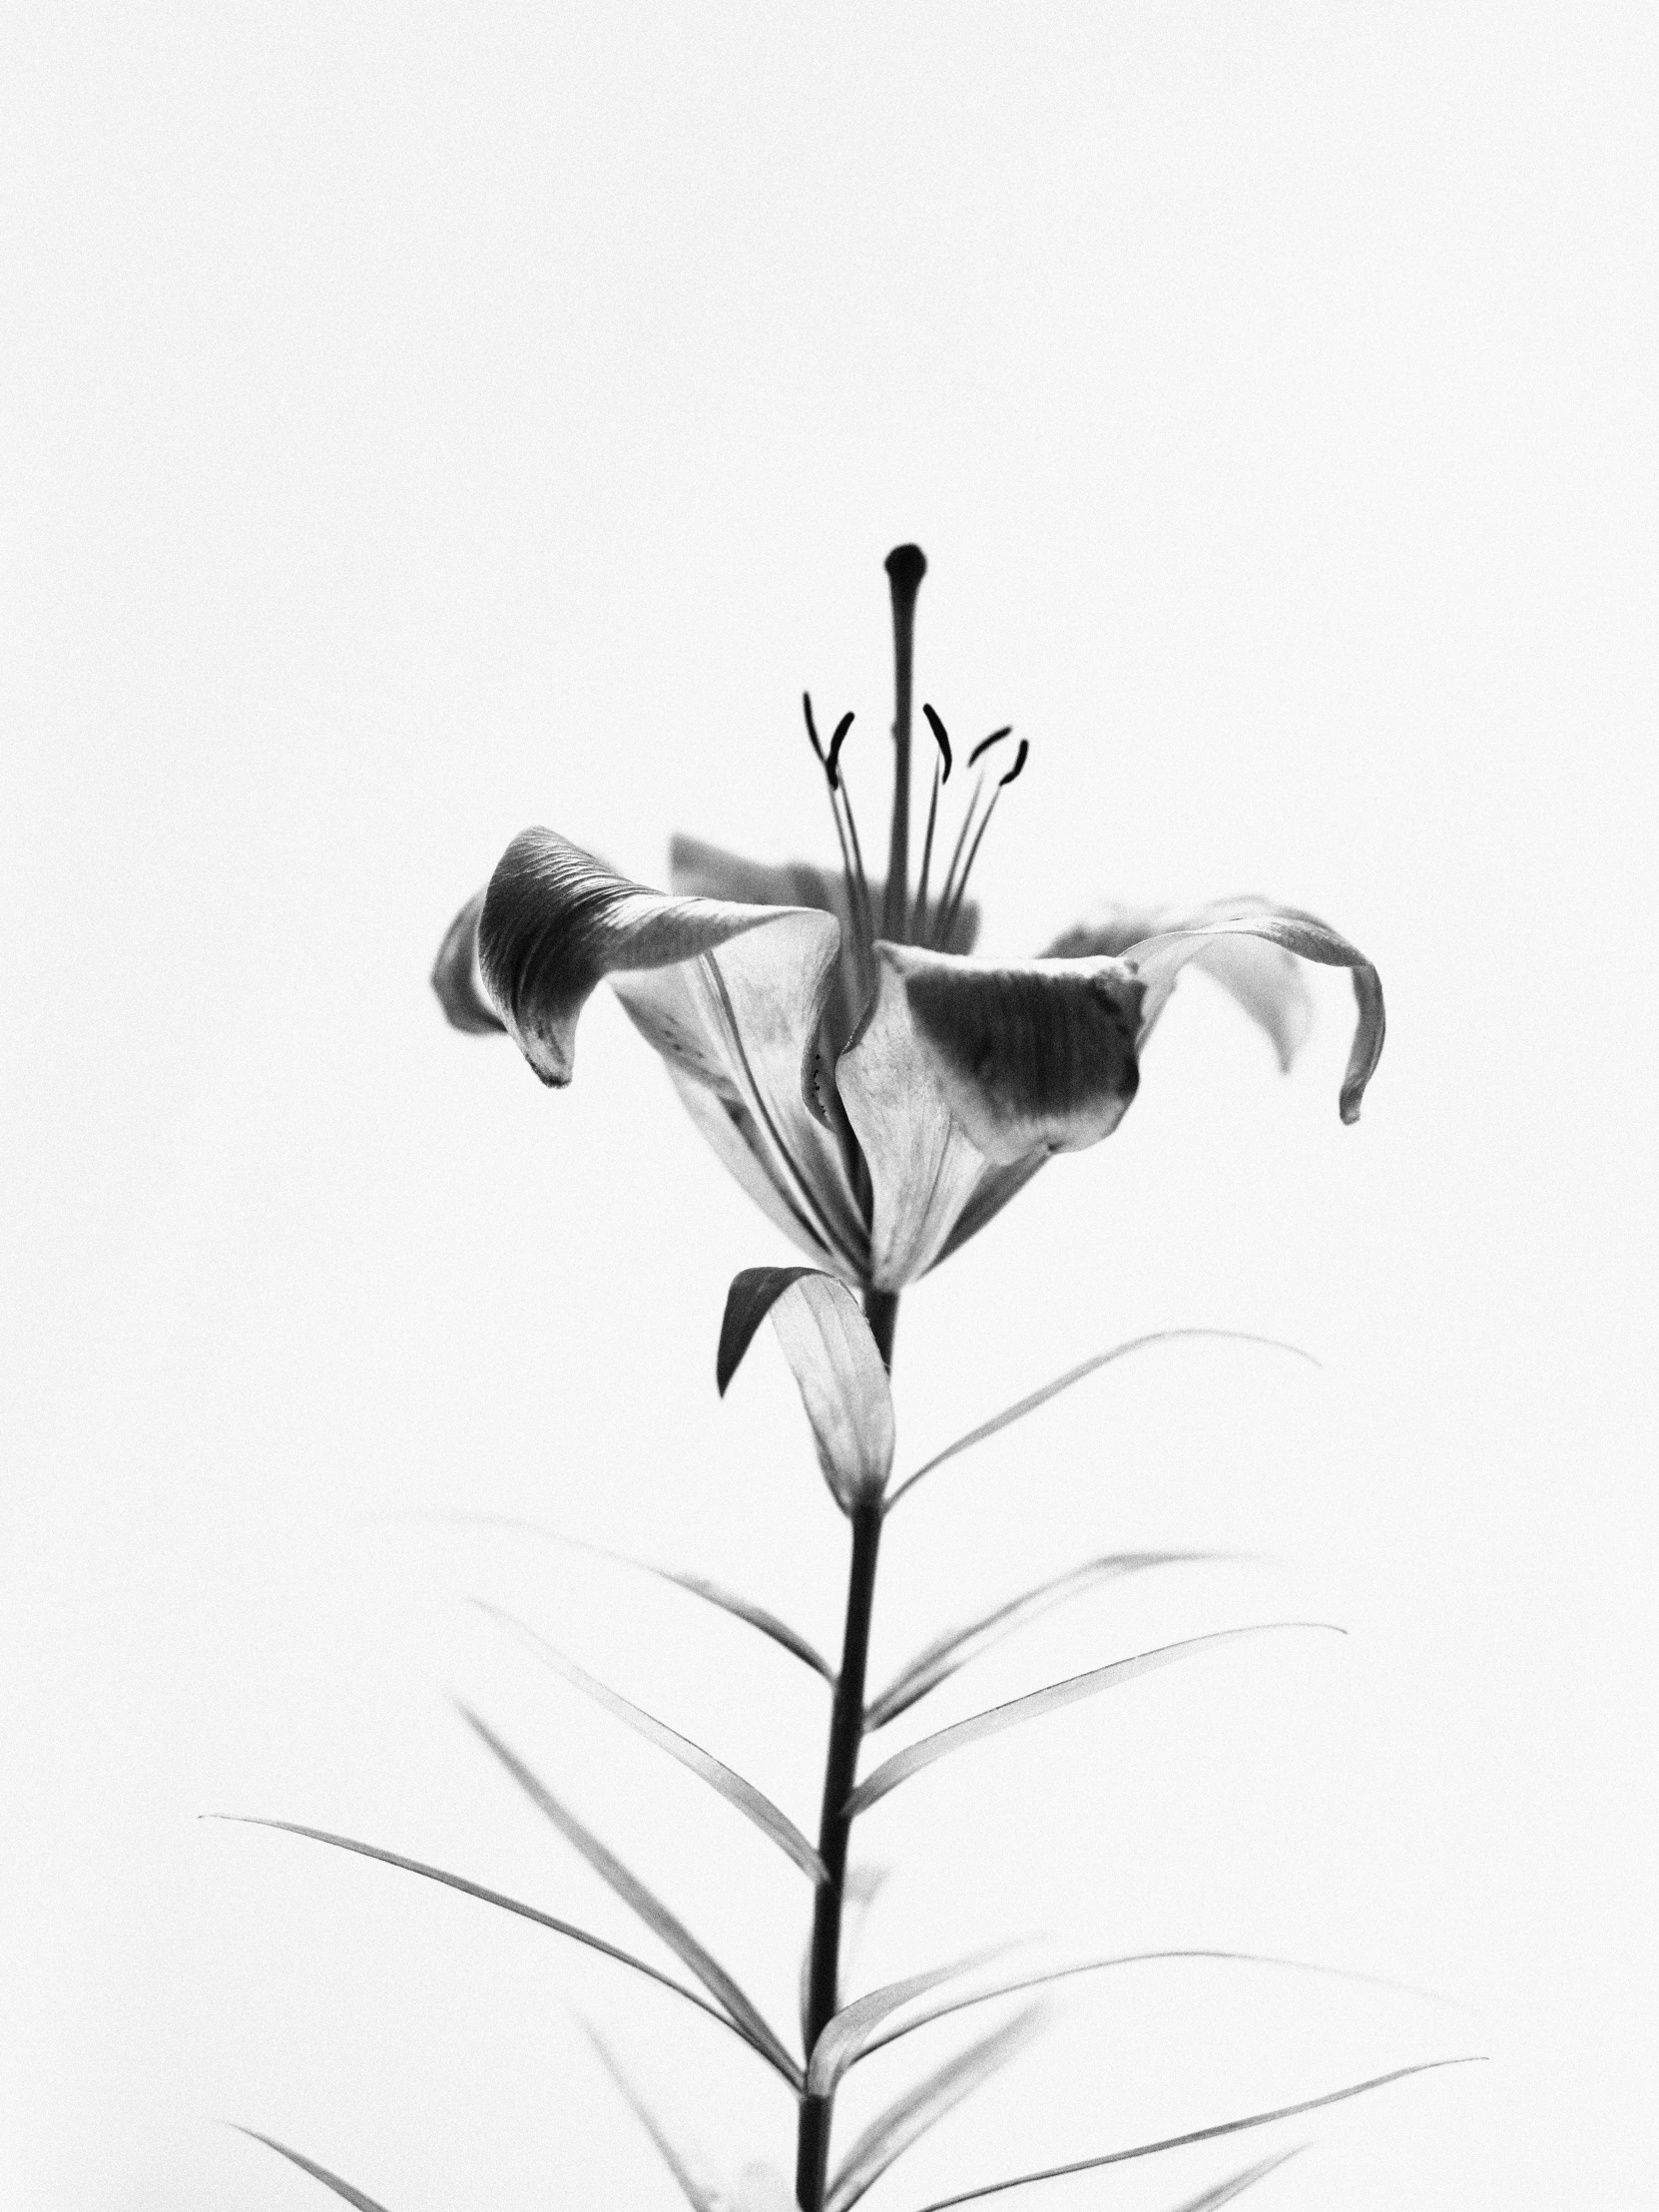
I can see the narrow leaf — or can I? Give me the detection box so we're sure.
[459,1705,801,2086]
[1165,2147,1306,2211]
[213,1817,755,2057]
[827,2004,1051,2212]
[865,1552,1222,1731]
[848,1625,1344,1816]
[232,2128,395,2212]
[719,1267,895,1510]
[851,1947,1446,2073]
[583,2022,731,2210]
[476,1601,827,1883]
[808,1943,1026,2096]
[885,1332,1316,1512]
[907,2059,1482,2209]
[396,1512,832,1682]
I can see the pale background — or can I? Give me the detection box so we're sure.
[3,7,1654,2208]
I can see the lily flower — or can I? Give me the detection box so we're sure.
[433,546,1383,1293]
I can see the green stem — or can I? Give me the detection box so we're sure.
[795,1288,897,2210]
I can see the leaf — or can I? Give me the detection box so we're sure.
[718,1267,895,1510]
[212,1817,759,2058]
[807,1943,1026,2096]
[846,1947,1447,2074]
[847,1625,1344,1816]
[1165,2147,1306,2210]
[826,2004,1051,2212]
[864,1552,1222,1730]
[458,1705,801,2086]
[476,1601,827,1883]
[884,1331,1317,1512]
[718,1266,819,1392]
[400,1512,833,1682]
[231,2128,396,2212]
[906,2060,1480,2208]
[582,2022,733,2210]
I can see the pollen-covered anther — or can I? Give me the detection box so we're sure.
[921,703,952,782]
[968,726,1013,767]
[827,712,855,790]
[998,737,1030,788]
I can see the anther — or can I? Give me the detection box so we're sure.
[997,738,1030,788]
[921,703,952,782]
[827,711,855,790]
[968,726,1013,767]
[803,692,826,764]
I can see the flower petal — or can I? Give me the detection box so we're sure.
[478,829,866,1271]
[833,957,1005,1290]
[1117,903,1383,1123]
[718,1267,894,1511]
[431,888,506,1035]
[1046,896,1315,1070]
[854,944,1146,1171]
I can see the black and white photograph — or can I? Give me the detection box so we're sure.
[4,8,1653,2208]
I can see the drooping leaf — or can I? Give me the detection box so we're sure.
[826,2003,1051,2212]
[213,1817,755,2057]
[807,1943,1027,2096]
[1164,2147,1306,2211]
[476,1602,827,1883]
[405,1512,833,1682]
[232,2128,396,2212]
[847,1947,1447,2073]
[718,1268,895,1511]
[582,2021,733,2210]
[458,1706,801,2086]
[718,1266,818,1392]
[864,1552,1222,1730]
[885,1332,1316,1512]
[905,2059,1479,2208]
[847,1625,1344,1816]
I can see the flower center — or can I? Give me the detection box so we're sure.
[801,542,1031,977]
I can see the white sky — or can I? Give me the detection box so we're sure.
[3,6,1654,2208]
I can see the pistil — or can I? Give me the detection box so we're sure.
[881,544,927,941]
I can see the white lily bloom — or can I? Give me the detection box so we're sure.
[434,549,1382,1293]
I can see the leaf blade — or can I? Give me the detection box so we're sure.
[231,2128,395,2212]
[885,1331,1317,1513]
[459,1705,801,2086]
[213,1817,755,2059]
[907,2059,1483,2208]
[826,2004,1051,2212]
[848,1625,1344,1816]
[582,2021,732,2210]
[864,1552,1223,1730]
[476,1601,827,1883]
[807,1942,1028,2096]
[1165,2147,1306,2211]
[392,1512,833,1682]
[853,1947,1452,2073]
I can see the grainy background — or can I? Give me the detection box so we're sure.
[3,6,1653,2207]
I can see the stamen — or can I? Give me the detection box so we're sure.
[912,705,952,939]
[921,703,953,782]
[827,711,855,791]
[803,692,825,763]
[967,725,1013,768]
[835,761,877,952]
[934,742,1033,948]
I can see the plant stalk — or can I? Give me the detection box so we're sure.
[795,1288,896,2209]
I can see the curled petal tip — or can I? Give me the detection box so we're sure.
[431,889,506,1036]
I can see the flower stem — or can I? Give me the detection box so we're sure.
[795,1289,896,2209]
